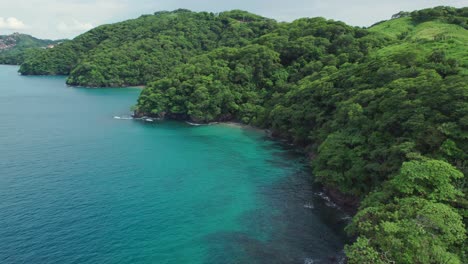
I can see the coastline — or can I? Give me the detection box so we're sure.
[211,120,361,213]
[215,121,266,133]
[129,109,362,214]
[133,116,359,214]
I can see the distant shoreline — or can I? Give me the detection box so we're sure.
[216,121,266,133]
[66,84,146,89]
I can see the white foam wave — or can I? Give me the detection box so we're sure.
[186,121,203,126]
[113,116,133,120]
[341,215,352,221]
[315,192,339,208]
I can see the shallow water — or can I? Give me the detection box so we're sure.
[0,65,348,264]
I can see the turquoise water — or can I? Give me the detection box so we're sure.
[0,65,347,264]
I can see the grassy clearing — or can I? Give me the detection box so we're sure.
[370,18,468,71]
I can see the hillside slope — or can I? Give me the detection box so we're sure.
[19,9,277,86]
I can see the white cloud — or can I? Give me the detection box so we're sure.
[0,0,127,38]
[1,0,467,39]
[57,20,94,33]
[0,17,26,29]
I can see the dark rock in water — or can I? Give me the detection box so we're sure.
[188,113,234,123]
[135,108,236,124]
[324,187,360,214]
[132,110,146,118]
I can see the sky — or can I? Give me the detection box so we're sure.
[0,0,467,39]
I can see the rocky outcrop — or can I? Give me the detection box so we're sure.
[133,110,234,124]
[324,187,360,214]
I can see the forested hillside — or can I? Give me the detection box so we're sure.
[0,33,61,65]
[19,6,467,263]
[19,10,276,85]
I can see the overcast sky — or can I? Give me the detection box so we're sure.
[0,0,467,39]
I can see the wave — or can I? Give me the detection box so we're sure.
[186,121,220,126]
[186,121,203,126]
[113,116,133,120]
[314,192,339,209]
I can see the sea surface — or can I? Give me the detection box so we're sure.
[0,65,348,264]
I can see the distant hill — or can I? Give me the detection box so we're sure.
[0,33,63,65]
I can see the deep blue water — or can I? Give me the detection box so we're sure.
[0,65,347,264]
